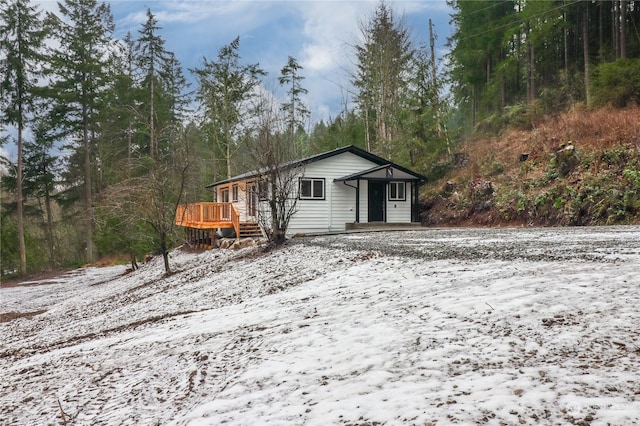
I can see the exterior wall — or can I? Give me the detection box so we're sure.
[214,151,418,235]
[287,152,378,234]
[213,181,257,222]
[359,180,369,223]
[386,181,413,223]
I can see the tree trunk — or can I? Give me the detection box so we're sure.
[44,179,56,267]
[364,107,371,152]
[226,137,232,180]
[130,252,138,270]
[583,3,591,106]
[83,94,94,263]
[160,232,171,274]
[17,124,27,275]
[598,0,604,61]
[150,76,155,158]
[614,0,620,59]
[429,19,443,142]
[564,4,569,76]
[127,120,132,173]
[620,0,627,58]
[527,22,536,104]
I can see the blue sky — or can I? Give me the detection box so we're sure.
[108,0,453,123]
[2,1,453,162]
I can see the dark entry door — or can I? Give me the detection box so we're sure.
[368,181,386,222]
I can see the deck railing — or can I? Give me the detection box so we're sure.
[175,202,240,237]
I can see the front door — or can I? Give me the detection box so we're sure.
[246,183,257,220]
[368,181,386,222]
[221,188,230,220]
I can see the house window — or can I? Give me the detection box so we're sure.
[232,184,239,202]
[300,178,325,200]
[221,188,230,203]
[388,181,406,201]
[258,179,268,201]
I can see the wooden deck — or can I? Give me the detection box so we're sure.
[175,202,240,238]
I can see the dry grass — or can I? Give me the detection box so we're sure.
[531,106,640,149]
[423,106,640,226]
[440,107,640,184]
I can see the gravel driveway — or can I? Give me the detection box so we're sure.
[295,225,640,263]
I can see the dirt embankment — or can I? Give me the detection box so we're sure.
[421,107,640,227]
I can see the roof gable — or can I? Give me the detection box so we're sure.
[206,145,426,188]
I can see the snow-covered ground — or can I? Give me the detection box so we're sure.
[2,226,640,425]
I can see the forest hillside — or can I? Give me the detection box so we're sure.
[2,0,640,276]
[422,107,640,227]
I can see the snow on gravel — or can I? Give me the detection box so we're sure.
[1,226,640,425]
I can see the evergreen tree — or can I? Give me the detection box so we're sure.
[99,35,190,274]
[22,121,60,267]
[353,1,414,159]
[447,0,640,132]
[47,0,115,263]
[192,36,266,179]
[0,0,48,275]
[98,30,140,183]
[399,44,449,174]
[135,9,173,159]
[447,0,516,130]
[278,56,310,156]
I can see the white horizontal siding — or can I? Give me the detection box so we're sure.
[360,180,369,222]
[386,182,413,223]
[221,152,417,234]
[288,152,378,234]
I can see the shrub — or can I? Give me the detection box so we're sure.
[591,59,640,108]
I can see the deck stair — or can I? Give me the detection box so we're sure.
[239,222,263,239]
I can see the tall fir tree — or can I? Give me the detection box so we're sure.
[100,24,190,274]
[192,36,265,179]
[278,56,310,156]
[0,0,48,275]
[22,121,60,267]
[97,30,140,186]
[47,0,115,263]
[353,1,414,159]
[135,9,172,159]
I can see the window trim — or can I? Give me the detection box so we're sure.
[220,187,230,203]
[299,177,325,200]
[257,179,268,201]
[388,181,406,201]
[232,184,239,202]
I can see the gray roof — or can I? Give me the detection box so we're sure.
[206,145,426,188]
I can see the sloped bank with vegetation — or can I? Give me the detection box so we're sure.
[422,107,640,227]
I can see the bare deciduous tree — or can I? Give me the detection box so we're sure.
[246,92,301,246]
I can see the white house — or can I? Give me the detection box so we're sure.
[176,145,426,240]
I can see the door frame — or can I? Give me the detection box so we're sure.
[367,180,386,222]
[246,182,258,220]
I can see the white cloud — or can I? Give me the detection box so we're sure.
[116,1,275,37]
[301,44,336,73]
[297,1,366,73]
[30,0,452,125]
[291,1,451,121]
